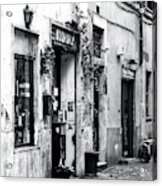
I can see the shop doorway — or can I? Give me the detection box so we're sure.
[52,47,76,176]
[51,23,78,177]
[121,79,134,157]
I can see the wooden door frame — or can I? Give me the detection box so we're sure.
[121,79,134,157]
[51,46,78,174]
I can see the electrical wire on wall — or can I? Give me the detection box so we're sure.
[115,2,156,26]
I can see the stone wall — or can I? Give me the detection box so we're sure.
[1,4,55,178]
[89,2,144,161]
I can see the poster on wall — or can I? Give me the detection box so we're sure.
[0,1,157,181]
[67,101,74,123]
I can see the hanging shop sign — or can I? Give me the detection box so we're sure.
[52,24,78,51]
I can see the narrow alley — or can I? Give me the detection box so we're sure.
[83,159,154,181]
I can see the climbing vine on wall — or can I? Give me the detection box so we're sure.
[72,3,108,152]
[73,3,94,84]
[40,45,56,77]
[73,4,104,89]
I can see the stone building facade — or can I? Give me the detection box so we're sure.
[1,2,156,177]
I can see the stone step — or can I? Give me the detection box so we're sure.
[97,161,108,170]
[118,157,140,165]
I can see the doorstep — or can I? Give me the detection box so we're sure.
[97,161,108,171]
[118,157,140,165]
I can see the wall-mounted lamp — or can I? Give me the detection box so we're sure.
[23,5,34,29]
[117,45,125,57]
[129,59,138,71]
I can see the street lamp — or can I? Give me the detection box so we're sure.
[23,5,34,29]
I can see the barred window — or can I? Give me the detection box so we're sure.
[14,54,34,147]
[146,1,156,11]
[93,25,103,58]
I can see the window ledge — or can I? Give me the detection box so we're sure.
[146,116,152,122]
[14,146,40,154]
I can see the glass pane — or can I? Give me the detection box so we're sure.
[15,55,33,147]
[93,25,103,58]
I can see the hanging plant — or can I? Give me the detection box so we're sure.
[40,45,55,76]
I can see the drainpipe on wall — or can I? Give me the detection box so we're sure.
[139,3,144,66]
[139,2,144,142]
[74,52,77,176]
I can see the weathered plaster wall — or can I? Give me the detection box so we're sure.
[90,2,141,162]
[141,21,154,139]
[93,14,108,162]
[75,3,94,176]
[89,2,137,34]
[1,3,82,177]
[1,2,155,178]
[75,2,141,170]
[0,4,68,177]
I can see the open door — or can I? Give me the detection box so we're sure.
[93,72,99,151]
[121,80,134,157]
[51,47,76,177]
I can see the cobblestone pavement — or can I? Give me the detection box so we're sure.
[96,160,153,181]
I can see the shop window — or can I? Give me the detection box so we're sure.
[14,54,34,147]
[146,71,152,117]
[93,25,103,58]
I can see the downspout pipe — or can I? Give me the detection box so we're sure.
[139,3,143,66]
[139,2,144,145]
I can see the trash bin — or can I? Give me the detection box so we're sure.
[85,151,99,176]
